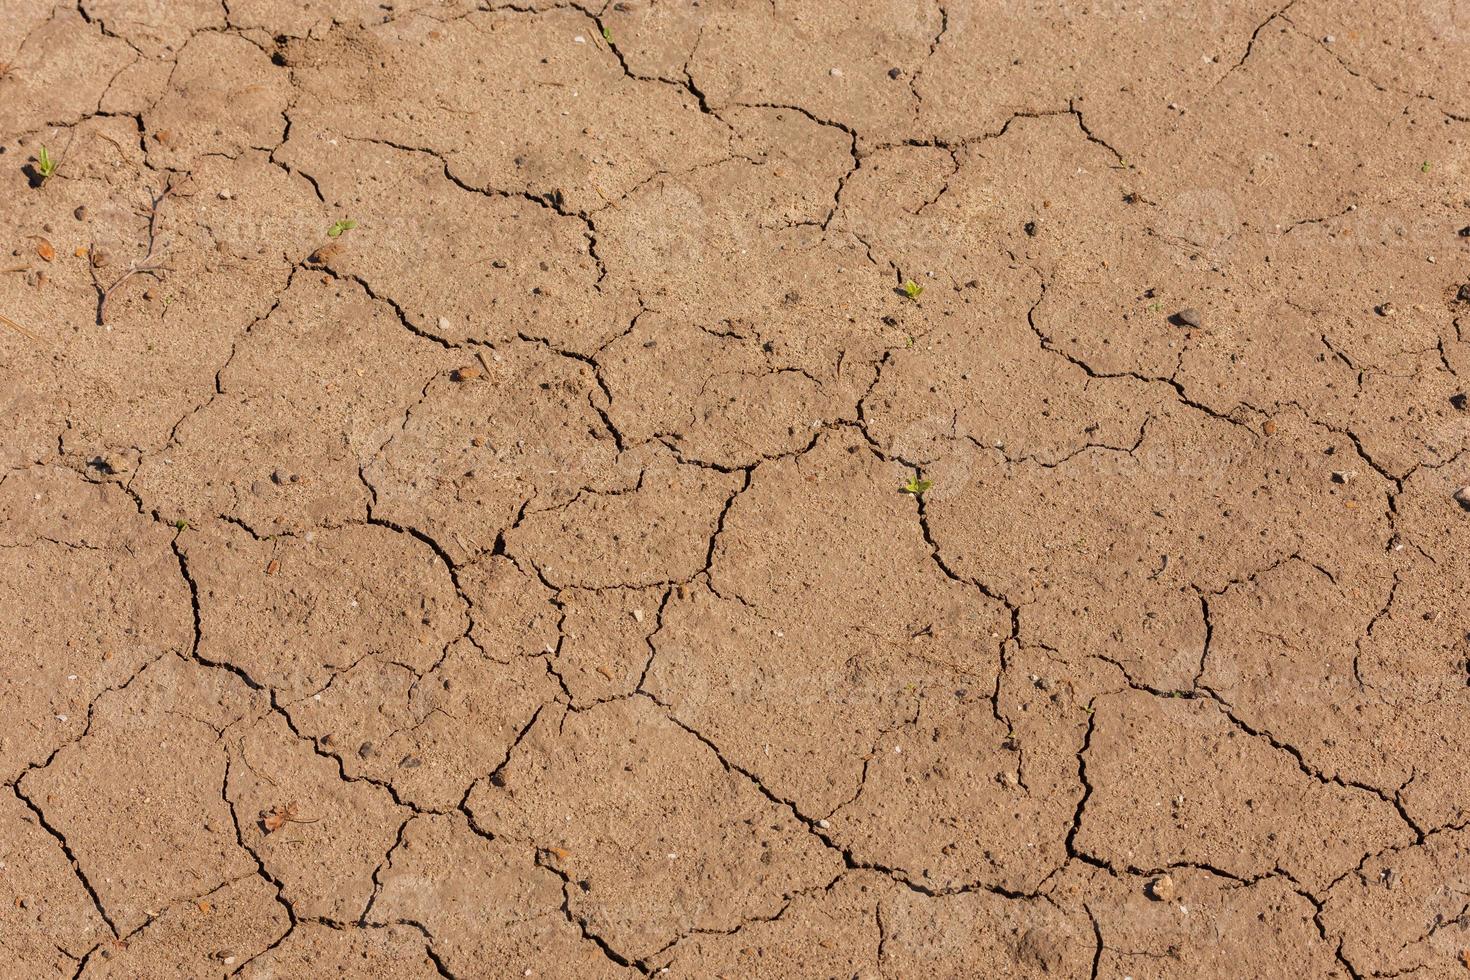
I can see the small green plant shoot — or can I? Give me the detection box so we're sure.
[901,279,923,300]
[327,218,358,238]
[36,145,56,183]
[900,473,932,495]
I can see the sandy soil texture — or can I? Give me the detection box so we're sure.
[3,0,1470,976]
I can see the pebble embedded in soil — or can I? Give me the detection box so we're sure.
[1174,308,1202,328]
[1147,874,1175,901]
[1375,302,1396,317]
[1455,487,1470,512]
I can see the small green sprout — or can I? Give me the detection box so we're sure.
[1421,161,1431,173]
[900,279,924,300]
[327,218,358,238]
[173,519,189,532]
[35,145,56,183]
[601,25,613,42]
[900,472,933,495]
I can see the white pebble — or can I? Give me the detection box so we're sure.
[829,67,843,77]
[573,34,586,43]
[438,316,451,331]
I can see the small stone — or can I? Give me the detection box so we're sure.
[1024,220,1038,236]
[1331,470,1355,484]
[1147,874,1175,901]
[451,366,481,382]
[1174,308,1202,328]
[270,469,287,485]
[1375,302,1396,317]
[1455,487,1470,512]
[399,755,422,769]
[358,741,375,758]
[632,608,644,623]
[1323,34,1334,43]
[90,249,110,268]
[829,67,843,77]
[573,34,586,43]
[73,205,86,221]
[1459,226,1470,238]
[1262,419,1278,436]
[1450,393,1467,411]
[437,315,451,331]
[218,189,232,200]
[888,67,902,79]
[1457,283,1470,303]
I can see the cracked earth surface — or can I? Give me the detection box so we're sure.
[2,0,1470,976]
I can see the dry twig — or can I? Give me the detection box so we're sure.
[0,310,42,343]
[91,175,179,325]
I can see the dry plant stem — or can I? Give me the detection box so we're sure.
[0,310,42,343]
[92,175,179,325]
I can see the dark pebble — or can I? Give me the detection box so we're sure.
[358,741,375,758]
[1457,283,1470,303]
[1173,308,1202,328]
[888,67,902,79]
[1455,487,1470,512]
[1024,220,1038,236]
[1451,393,1468,411]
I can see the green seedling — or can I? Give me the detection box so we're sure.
[35,145,56,183]
[900,472,932,495]
[601,25,613,42]
[327,218,358,238]
[1421,161,1431,173]
[900,279,924,300]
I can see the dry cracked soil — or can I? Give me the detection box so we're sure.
[2,0,1470,977]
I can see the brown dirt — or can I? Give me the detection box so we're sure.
[2,1,1470,976]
